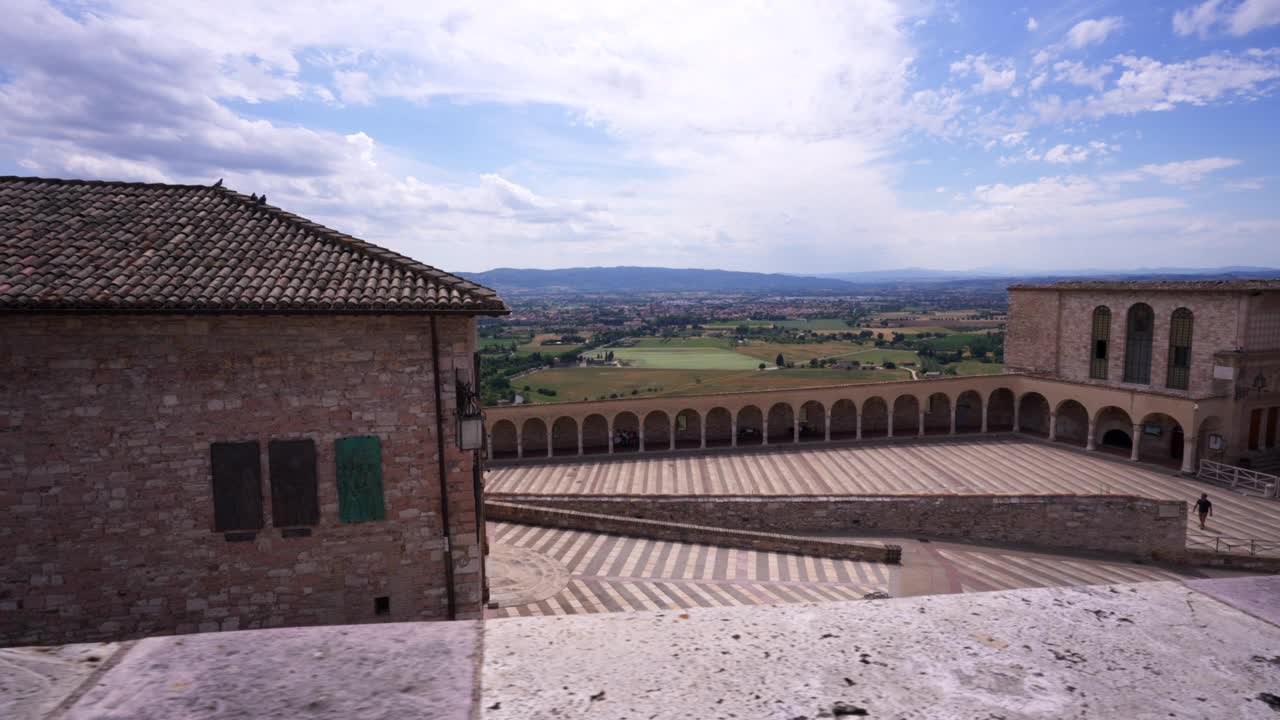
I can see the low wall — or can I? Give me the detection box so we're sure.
[490,494,1189,560]
[487,501,900,564]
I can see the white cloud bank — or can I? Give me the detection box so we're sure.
[1174,0,1280,38]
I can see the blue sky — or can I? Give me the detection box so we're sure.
[2,0,1279,274]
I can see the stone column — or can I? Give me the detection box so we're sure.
[981,410,988,434]
[608,421,614,455]
[1048,412,1057,442]
[1012,402,1021,433]
[1086,420,1096,451]
[669,418,676,451]
[793,416,800,444]
[855,412,862,441]
[1181,434,1197,474]
[517,429,523,460]
[825,412,832,443]
[700,418,706,450]
[578,426,584,456]
[887,412,894,438]
[546,432,552,458]
[1129,423,1141,462]
[639,431,645,453]
[731,417,738,448]
[917,410,925,438]
[487,433,494,461]
[950,406,957,435]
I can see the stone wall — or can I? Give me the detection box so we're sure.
[0,313,483,646]
[1005,290,1061,375]
[486,502,898,564]
[491,494,1188,560]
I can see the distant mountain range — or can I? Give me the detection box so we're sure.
[463,265,1280,295]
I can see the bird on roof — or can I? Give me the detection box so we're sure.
[212,178,223,187]
[259,194,267,205]
[250,193,258,201]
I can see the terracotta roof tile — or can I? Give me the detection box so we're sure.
[0,176,509,314]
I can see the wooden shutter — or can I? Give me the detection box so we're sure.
[210,441,263,531]
[269,439,319,527]
[335,436,386,523]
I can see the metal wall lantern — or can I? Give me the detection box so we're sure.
[456,377,485,450]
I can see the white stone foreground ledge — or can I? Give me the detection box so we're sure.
[6,577,1280,720]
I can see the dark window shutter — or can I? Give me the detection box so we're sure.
[210,441,263,531]
[335,436,385,523]
[269,439,319,527]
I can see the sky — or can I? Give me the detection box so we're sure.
[2,1,1280,274]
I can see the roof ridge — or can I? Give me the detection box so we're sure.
[0,175,217,191]
[212,184,502,299]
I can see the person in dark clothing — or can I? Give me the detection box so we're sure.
[1194,494,1213,530]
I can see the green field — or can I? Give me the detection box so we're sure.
[610,346,763,370]
[773,318,854,331]
[951,360,1006,376]
[514,366,912,403]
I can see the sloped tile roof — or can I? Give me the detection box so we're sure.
[0,176,508,314]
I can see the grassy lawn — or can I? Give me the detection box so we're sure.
[950,360,1006,376]
[611,346,763,370]
[842,347,920,365]
[854,325,956,335]
[627,336,739,349]
[773,318,854,331]
[511,366,913,404]
[734,341,869,364]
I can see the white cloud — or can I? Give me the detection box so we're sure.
[1138,157,1241,185]
[1226,177,1265,190]
[1174,0,1280,37]
[1066,17,1125,49]
[1053,60,1114,91]
[1027,17,1039,31]
[949,54,1017,94]
[1042,141,1117,165]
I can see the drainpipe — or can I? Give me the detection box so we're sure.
[430,316,457,621]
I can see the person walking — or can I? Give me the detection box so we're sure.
[1194,493,1213,530]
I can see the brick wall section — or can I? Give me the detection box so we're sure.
[486,501,898,564]
[1005,290,1061,375]
[0,313,482,646]
[491,494,1188,560]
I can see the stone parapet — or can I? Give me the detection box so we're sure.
[489,493,1189,560]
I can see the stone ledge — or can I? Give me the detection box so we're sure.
[485,501,899,564]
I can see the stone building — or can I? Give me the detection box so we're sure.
[1006,280,1280,468]
[0,176,508,646]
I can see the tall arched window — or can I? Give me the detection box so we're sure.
[1123,303,1154,384]
[1089,306,1111,379]
[1166,308,1194,390]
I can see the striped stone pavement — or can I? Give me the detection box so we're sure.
[485,521,891,619]
[486,437,1280,546]
[484,522,1224,619]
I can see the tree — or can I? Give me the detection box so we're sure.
[808,358,819,368]
[758,362,767,370]
[775,352,785,367]
[883,361,897,369]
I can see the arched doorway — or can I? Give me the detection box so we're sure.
[491,420,518,460]
[1095,406,1134,455]
[1018,393,1050,436]
[551,416,578,457]
[613,411,640,453]
[521,418,548,458]
[987,388,1014,431]
[955,391,983,433]
[737,405,764,446]
[1138,413,1184,466]
[706,407,733,448]
[643,410,671,452]
[1054,400,1089,447]
[861,397,888,438]
[924,393,951,435]
[830,399,857,440]
[582,414,609,455]
[767,403,795,444]
[892,395,920,437]
[799,401,826,442]
[675,409,701,449]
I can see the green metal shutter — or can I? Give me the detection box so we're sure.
[335,436,386,523]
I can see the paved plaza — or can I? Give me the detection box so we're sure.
[485,521,1229,618]
[487,437,1280,545]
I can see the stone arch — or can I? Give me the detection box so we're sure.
[1197,416,1224,464]
[799,400,826,442]
[1138,412,1184,466]
[923,392,951,435]
[737,405,764,446]
[767,402,796,444]
[582,414,609,455]
[892,395,920,437]
[1018,392,1050,436]
[491,419,518,460]
[521,418,549,457]
[675,409,702,449]
[830,399,858,440]
[1054,400,1089,447]
[613,411,640,453]
[955,390,983,433]
[551,416,578,457]
[643,410,671,452]
[987,388,1014,431]
[705,407,733,448]
[861,397,889,438]
[1095,406,1134,454]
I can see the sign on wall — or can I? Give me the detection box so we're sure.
[335,436,386,523]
